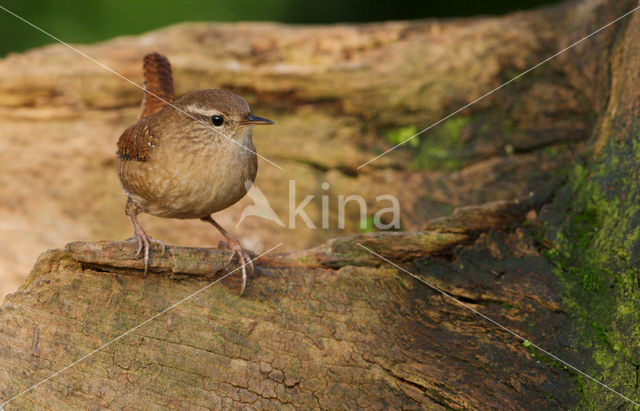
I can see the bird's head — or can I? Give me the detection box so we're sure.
[173,89,273,142]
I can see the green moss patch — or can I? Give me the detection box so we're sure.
[411,116,470,171]
[542,133,640,407]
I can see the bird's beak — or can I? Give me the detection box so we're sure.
[244,114,274,125]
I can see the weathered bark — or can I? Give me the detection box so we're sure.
[1,0,639,409]
[1,195,574,410]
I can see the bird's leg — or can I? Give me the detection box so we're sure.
[201,215,253,294]
[126,199,165,274]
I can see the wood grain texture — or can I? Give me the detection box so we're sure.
[0,197,576,409]
[0,182,575,409]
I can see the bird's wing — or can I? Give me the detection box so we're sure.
[116,120,158,161]
[139,52,175,119]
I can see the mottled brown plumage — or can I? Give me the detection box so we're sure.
[139,52,175,119]
[116,53,273,293]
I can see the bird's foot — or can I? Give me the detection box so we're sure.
[220,238,254,295]
[129,228,165,274]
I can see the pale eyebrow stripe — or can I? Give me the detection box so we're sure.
[183,104,215,117]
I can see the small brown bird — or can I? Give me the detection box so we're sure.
[116,52,273,293]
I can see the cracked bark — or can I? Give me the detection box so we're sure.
[1,0,638,409]
[0,189,576,410]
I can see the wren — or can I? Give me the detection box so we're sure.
[116,52,273,294]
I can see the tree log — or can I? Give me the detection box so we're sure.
[0,196,573,410]
[2,0,640,409]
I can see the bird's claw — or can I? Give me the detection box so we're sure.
[134,236,144,257]
[131,228,165,274]
[221,238,254,294]
[227,250,236,265]
[151,238,166,256]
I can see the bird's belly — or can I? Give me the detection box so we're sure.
[122,141,257,219]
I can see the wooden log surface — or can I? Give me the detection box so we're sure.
[0,179,578,409]
[2,0,639,408]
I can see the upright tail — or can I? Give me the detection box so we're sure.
[139,52,175,119]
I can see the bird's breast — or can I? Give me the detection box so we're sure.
[121,132,258,219]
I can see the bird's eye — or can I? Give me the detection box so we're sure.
[211,115,224,126]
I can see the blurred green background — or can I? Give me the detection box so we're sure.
[0,0,563,57]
